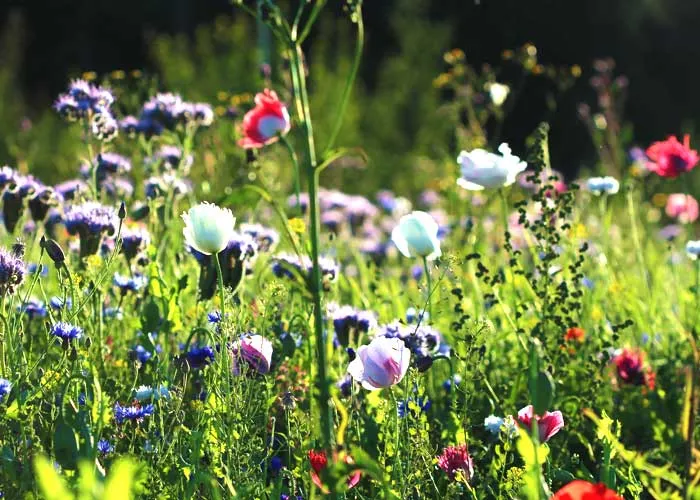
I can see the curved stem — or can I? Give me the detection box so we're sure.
[323,8,364,155]
[280,135,302,211]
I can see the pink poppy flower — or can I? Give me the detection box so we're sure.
[347,336,411,390]
[231,335,273,374]
[516,405,564,443]
[437,444,475,482]
[646,135,699,178]
[665,193,699,224]
[238,89,291,149]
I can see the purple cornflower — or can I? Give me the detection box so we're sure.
[113,273,147,294]
[50,321,83,343]
[97,438,114,455]
[0,378,11,403]
[183,345,216,369]
[120,226,150,261]
[18,298,46,319]
[113,402,154,424]
[331,305,377,347]
[239,223,280,253]
[144,174,190,199]
[28,186,58,222]
[0,247,26,296]
[64,202,118,257]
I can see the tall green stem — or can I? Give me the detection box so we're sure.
[423,256,432,320]
[214,252,226,321]
[291,41,333,456]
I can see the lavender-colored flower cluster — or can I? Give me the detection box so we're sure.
[53,79,114,121]
[239,223,280,253]
[113,273,147,293]
[120,92,214,138]
[0,166,59,233]
[64,202,119,256]
[0,246,25,296]
[144,173,191,200]
[377,321,445,367]
[271,253,339,290]
[329,304,377,346]
[147,145,194,175]
[113,402,154,424]
[18,298,47,319]
[120,226,151,261]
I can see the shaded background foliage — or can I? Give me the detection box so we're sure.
[1,0,698,189]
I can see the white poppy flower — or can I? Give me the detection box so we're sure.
[391,211,442,260]
[182,202,236,255]
[457,143,527,190]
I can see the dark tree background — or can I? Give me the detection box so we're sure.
[3,0,700,176]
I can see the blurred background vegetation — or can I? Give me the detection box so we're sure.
[1,0,698,196]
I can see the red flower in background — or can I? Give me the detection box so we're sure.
[437,444,475,482]
[308,449,361,492]
[565,327,585,342]
[612,348,655,390]
[552,480,622,500]
[646,135,698,178]
[239,89,291,149]
[516,405,565,443]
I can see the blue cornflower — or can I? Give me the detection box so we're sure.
[484,415,505,435]
[97,438,114,455]
[50,296,72,310]
[131,345,152,363]
[18,298,47,319]
[0,378,11,403]
[113,402,154,424]
[50,321,83,343]
[208,311,222,324]
[27,263,48,277]
[78,393,87,406]
[103,306,123,320]
[406,307,429,324]
[183,345,215,369]
[397,397,431,418]
[270,456,283,474]
[442,374,462,392]
[113,273,147,293]
[336,374,353,397]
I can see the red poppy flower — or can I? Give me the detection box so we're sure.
[308,449,361,493]
[565,327,585,342]
[612,348,655,390]
[552,480,622,499]
[646,135,698,178]
[437,444,475,482]
[238,89,291,149]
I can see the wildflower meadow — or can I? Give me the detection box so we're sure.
[1,1,700,499]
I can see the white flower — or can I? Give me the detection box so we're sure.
[686,240,700,260]
[134,385,170,402]
[457,143,527,190]
[586,176,620,195]
[182,202,236,255]
[391,211,442,260]
[488,82,510,107]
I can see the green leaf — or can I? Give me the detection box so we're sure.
[53,418,79,471]
[34,454,72,500]
[104,458,141,500]
[532,371,554,415]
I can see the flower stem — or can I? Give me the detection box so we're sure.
[214,252,226,320]
[423,256,432,320]
[280,135,302,212]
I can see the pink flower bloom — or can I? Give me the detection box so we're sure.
[231,335,273,374]
[612,348,655,390]
[665,193,699,224]
[646,135,699,178]
[238,89,291,149]
[437,444,474,481]
[516,405,564,443]
[347,336,410,390]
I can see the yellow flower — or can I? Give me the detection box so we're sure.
[82,71,98,81]
[571,223,588,239]
[110,70,126,80]
[652,193,668,208]
[571,65,582,78]
[608,282,622,295]
[288,218,306,234]
[433,73,451,89]
[591,305,603,321]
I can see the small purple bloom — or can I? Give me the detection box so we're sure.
[0,246,26,296]
[113,402,154,424]
[50,321,83,342]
